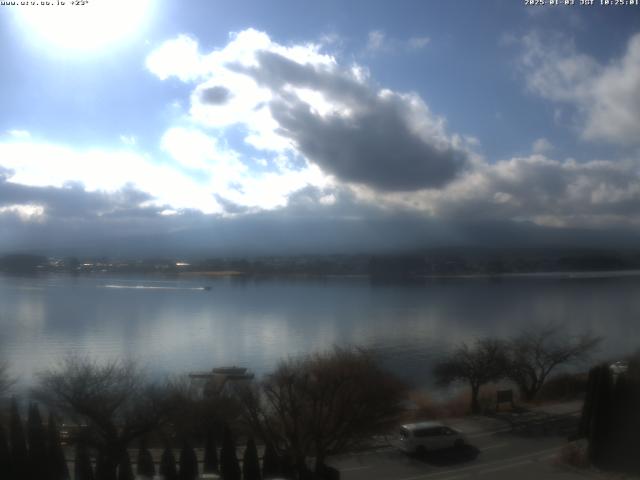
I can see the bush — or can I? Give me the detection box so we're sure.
[242,437,261,480]
[178,441,199,480]
[203,429,219,473]
[220,425,241,480]
[556,441,589,469]
[137,438,155,478]
[159,446,178,480]
[538,373,588,402]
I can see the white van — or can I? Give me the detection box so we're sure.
[397,421,467,454]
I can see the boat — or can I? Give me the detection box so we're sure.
[188,366,253,380]
[211,366,247,375]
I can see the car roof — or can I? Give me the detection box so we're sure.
[400,421,445,431]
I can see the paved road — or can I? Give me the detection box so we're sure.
[329,426,591,480]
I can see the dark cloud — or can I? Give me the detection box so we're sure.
[427,155,640,228]
[233,51,468,191]
[270,96,466,191]
[213,194,250,214]
[0,177,156,219]
[2,177,640,258]
[200,86,232,105]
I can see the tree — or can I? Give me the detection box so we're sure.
[34,357,169,479]
[74,443,95,480]
[0,425,11,480]
[507,328,601,401]
[203,429,219,473]
[236,347,406,476]
[9,398,28,479]
[95,449,115,480]
[220,424,241,480]
[433,338,508,414]
[261,441,279,479]
[242,437,261,480]
[0,360,14,397]
[48,413,71,480]
[117,451,135,480]
[136,438,155,479]
[159,446,178,480]
[27,403,48,480]
[581,364,614,466]
[178,440,198,480]
[161,375,242,442]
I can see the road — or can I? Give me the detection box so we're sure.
[328,424,591,480]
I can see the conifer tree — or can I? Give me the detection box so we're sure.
[0,424,11,480]
[47,413,71,480]
[159,446,178,480]
[220,425,240,480]
[95,449,117,480]
[587,365,614,467]
[279,453,295,480]
[137,438,155,478]
[242,437,261,480]
[261,441,279,479]
[27,403,48,480]
[117,450,135,480]
[9,398,28,479]
[74,443,95,480]
[203,429,219,473]
[178,440,198,480]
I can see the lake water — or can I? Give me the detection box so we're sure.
[1,272,639,392]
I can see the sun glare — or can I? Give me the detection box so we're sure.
[16,0,152,54]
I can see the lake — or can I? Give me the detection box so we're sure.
[1,272,639,393]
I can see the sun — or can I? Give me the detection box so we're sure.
[15,0,152,54]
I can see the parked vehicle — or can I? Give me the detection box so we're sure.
[397,421,467,454]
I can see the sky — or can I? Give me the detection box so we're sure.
[0,0,639,257]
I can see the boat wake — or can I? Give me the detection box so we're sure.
[102,285,209,291]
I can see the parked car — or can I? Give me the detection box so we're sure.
[397,421,467,454]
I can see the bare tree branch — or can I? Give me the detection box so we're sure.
[234,347,407,474]
[433,338,508,413]
[507,327,601,401]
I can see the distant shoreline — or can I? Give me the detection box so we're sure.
[3,269,640,282]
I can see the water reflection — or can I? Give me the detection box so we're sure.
[0,273,638,390]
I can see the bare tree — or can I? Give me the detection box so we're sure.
[0,360,14,397]
[159,374,242,442]
[433,338,508,414]
[236,347,406,476]
[33,357,169,479]
[506,327,601,402]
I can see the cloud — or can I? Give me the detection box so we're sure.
[5,28,640,257]
[532,137,553,154]
[367,30,386,52]
[147,29,469,191]
[200,85,232,105]
[408,36,430,49]
[519,31,640,146]
[0,139,225,214]
[6,130,31,140]
[391,154,640,229]
[145,34,204,82]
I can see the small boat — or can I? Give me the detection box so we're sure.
[203,286,212,291]
[211,366,247,375]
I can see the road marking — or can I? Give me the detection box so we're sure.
[480,442,508,451]
[467,427,512,438]
[478,454,556,475]
[394,445,562,480]
[480,459,536,474]
[340,465,372,472]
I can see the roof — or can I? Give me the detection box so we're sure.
[400,421,445,431]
